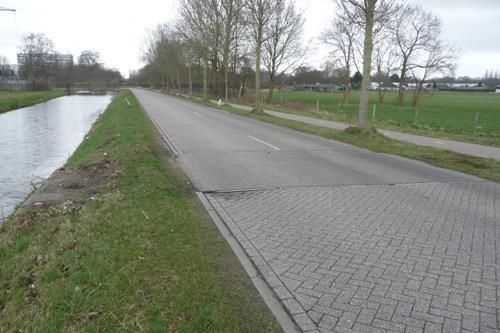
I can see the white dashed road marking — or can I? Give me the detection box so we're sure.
[247,135,280,151]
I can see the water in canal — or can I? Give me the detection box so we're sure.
[0,95,112,219]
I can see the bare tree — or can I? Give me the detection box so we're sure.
[262,0,305,103]
[321,13,357,104]
[179,0,220,97]
[410,41,458,107]
[340,0,376,129]
[373,37,398,104]
[246,0,284,107]
[393,5,441,106]
[78,50,101,71]
[219,0,243,102]
[142,24,186,91]
[338,0,396,129]
[19,33,56,86]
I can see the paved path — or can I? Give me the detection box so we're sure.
[133,89,500,333]
[223,101,500,161]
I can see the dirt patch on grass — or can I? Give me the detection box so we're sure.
[344,126,380,136]
[10,157,122,229]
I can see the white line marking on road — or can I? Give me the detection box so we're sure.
[194,112,202,116]
[247,135,280,151]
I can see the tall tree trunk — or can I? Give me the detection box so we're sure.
[188,62,192,96]
[412,81,423,107]
[342,67,351,105]
[203,58,208,97]
[255,26,262,107]
[238,80,244,99]
[398,62,407,106]
[177,68,181,92]
[268,73,276,104]
[358,1,376,129]
[378,86,385,104]
[224,65,229,102]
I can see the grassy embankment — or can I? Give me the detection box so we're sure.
[0,90,281,332]
[0,90,67,113]
[242,90,500,146]
[175,93,500,183]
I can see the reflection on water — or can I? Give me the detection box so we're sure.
[0,95,112,218]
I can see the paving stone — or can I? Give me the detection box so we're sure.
[210,181,500,332]
[318,315,338,330]
[424,322,443,333]
[294,313,317,332]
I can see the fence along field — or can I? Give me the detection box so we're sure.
[262,90,500,146]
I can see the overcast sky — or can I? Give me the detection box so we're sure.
[0,0,499,78]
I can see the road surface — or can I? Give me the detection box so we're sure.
[132,88,500,333]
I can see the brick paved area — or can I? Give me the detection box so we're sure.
[207,181,500,332]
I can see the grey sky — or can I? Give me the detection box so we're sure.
[0,0,498,78]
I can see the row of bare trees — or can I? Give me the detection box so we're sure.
[323,0,458,113]
[139,0,458,129]
[139,0,306,107]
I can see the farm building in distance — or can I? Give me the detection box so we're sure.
[290,83,345,92]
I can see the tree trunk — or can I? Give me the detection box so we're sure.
[224,65,229,102]
[267,80,275,104]
[412,81,423,107]
[202,58,208,97]
[342,81,349,104]
[342,67,351,105]
[188,62,192,96]
[358,1,376,129]
[255,28,262,106]
[377,85,385,104]
[398,61,407,106]
[238,81,243,98]
[177,68,181,93]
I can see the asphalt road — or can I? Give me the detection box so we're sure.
[132,88,500,333]
[131,88,478,192]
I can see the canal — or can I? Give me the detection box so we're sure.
[0,95,112,219]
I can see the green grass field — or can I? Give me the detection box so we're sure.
[259,90,500,146]
[0,91,281,332]
[0,90,67,113]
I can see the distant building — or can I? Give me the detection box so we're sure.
[496,86,500,93]
[0,64,18,78]
[16,53,73,90]
[17,53,73,67]
[294,83,344,92]
[370,82,399,90]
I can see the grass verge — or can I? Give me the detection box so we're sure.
[0,90,281,332]
[176,93,500,183]
[236,90,500,146]
[0,90,67,113]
